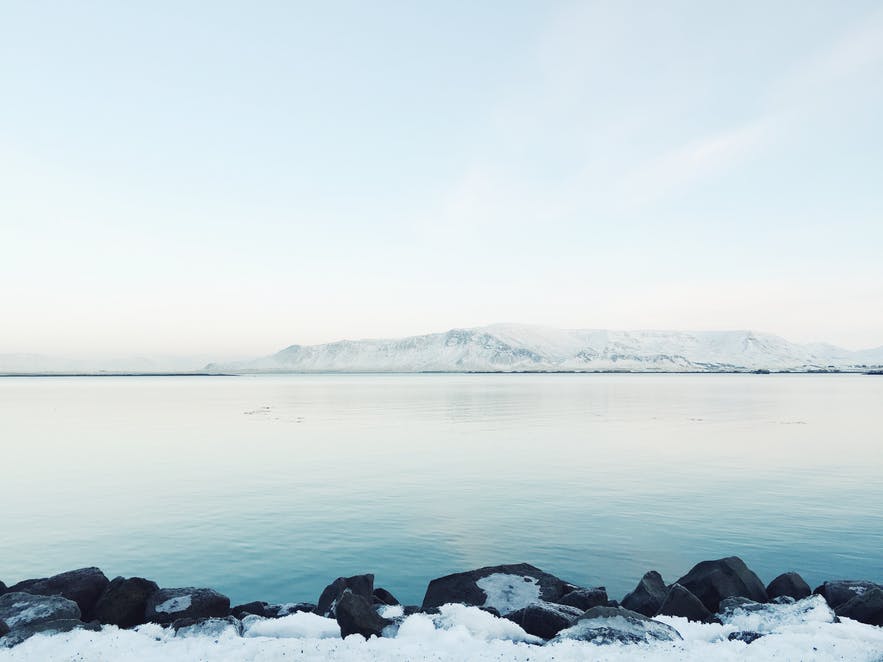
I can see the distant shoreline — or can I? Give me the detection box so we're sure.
[1,370,880,377]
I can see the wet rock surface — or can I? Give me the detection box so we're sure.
[621,570,667,617]
[94,576,159,628]
[766,572,811,601]
[504,602,583,639]
[675,556,768,612]
[317,575,375,618]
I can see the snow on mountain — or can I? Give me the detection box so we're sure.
[206,324,883,373]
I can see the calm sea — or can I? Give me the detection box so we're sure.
[1,374,880,606]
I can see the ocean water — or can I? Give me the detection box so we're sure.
[1,373,880,607]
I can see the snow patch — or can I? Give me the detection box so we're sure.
[378,605,404,619]
[475,574,540,614]
[154,595,191,614]
[4,603,54,629]
[242,612,341,639]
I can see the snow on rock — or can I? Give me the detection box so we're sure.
[719,595,837,633]
[0,594,80,630]
[475,574,540,615]
[550,606,682,645]
[378,605,404,620]
[154,595,191,614]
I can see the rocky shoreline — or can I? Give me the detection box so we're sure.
[1,557,881,650]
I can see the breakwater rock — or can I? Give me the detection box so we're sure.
[1,557,881,651]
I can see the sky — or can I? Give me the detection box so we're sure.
[2,0,882,359]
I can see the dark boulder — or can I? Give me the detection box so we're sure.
[675,557,767,613]
[1,619,100,648]
[373,588,400,606]
[621,571,667,617]
[814,580,882,609]
[0,620,8,638]
[317,574,375,617]
[403,606,420,616]
[504,602,582,639]
[232,601,274,619]
[549,605,681,645]
[94,576,159,628]
[834,586,883,626]
[6,567,109,619]
[421,563,570,614]
[144,587,230,625]
[729,631,764,644]
[0,592,81,630]
[554,587,608,611]
[766,572,811,601]
[656,583,715,622]
[335,589,391,639]
[0,581,6,594]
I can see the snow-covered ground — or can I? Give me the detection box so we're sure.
[2,602,881,662]
[208,324,883,373]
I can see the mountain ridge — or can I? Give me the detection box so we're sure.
[206,324,883,374]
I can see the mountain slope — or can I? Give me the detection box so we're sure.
[206,324,883,373]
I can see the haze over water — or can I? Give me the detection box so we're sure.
[2,373,880,606]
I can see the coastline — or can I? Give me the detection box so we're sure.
[2,557,881,659]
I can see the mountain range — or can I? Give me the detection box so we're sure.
[205,324,883,374]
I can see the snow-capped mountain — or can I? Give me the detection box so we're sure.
[206,324,883,373]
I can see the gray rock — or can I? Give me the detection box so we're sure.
[144,587,230,625]
[814,580,882,609]
[766,572,811,601]
[504,602,582,639]
[675,557,768,613]
[94,576,159,628]
[0,620,8,638]
[656,583,715,622]
[334,589,391,638]
[1,619,100,648]
[728,630,764,644]
[0,592,81,630]
[6,567,109,620]
[554,587,608,611]
[317,575,374,618]
[621,571,667,617]
[373,588,400,606]
[421,564,571,614]
[834,586,883,626]
[549,605,682,645]
[0,581,6,595]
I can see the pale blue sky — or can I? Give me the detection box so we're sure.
[2,1,882,357]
